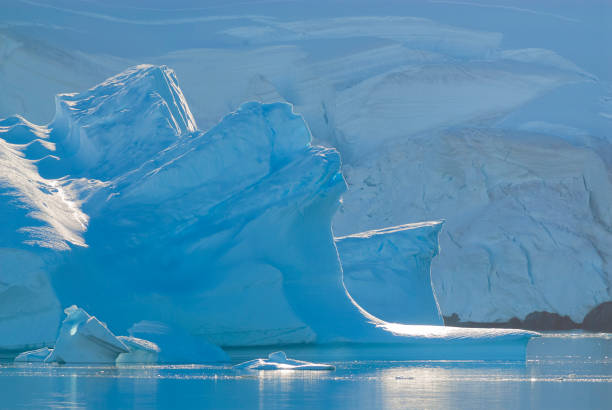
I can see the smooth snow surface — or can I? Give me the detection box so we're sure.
[234,351,335,371]
[337,222,444,325]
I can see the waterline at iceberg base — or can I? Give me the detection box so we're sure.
[0,65,536,362]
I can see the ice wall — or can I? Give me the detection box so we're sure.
[0,65,379,349]
[1,65,536,360]
[336,222,443,325]
[0,3,610,326]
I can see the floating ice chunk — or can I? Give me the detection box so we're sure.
[44,305,128,364]
[14,347,53,362]
[115,336,160,364]
[235,351,335,370]
[128,321,229,364]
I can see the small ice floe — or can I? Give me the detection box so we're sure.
[14,347,53,362]
[115,336,160,364]
[234,351,335,370]
[13,307,230,364]
[44,305,129,364]
[15,305,147,364]
[126,320,229,364]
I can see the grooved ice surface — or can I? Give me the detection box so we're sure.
[1,2,610,327]
[337,222,444,325]
[0,65,535,361]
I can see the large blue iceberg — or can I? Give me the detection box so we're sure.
[0,65,536,361]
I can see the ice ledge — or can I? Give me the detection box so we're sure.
[336,221,444,325]
[335,220,443,240]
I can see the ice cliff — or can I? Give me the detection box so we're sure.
[1,4,611,327]
[1,65,535,360]
[336,222,444,325]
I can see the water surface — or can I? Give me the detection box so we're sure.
[1,333,610,409]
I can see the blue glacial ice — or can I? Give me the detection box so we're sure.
[1,2,610,328]
[0,65,537,362]
[16,306,228,365]
[44,305,129,364]
[14,347,53,363]
[115,336,161,365]
[337,221,444,325]
[123,321,229,364]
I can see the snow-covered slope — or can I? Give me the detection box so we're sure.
[337,222,443,325]
[0,32,128,125]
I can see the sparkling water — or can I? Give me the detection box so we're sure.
[1,333,609,409]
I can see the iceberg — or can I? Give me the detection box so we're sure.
[15,307,228,364]
[235,351,335,371]
[1,4,610,329]
[1,65,537,361]
[44,305,128,364]
[336,222,444,325]
[115,336,160,365]
[14,347,53,363]
[125,321,229,364]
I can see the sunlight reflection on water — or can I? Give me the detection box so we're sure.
[1,334,610,409]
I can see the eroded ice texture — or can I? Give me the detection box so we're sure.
[15,307,227,364]
[337,221,443,325]
[0,66,537,360]
[235,351,335,371]
[14,347,53,363]
[115,336,160,364]
[0,4,610,326]
[45,305,128,364]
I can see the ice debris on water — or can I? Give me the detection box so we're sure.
[234,351,335,370]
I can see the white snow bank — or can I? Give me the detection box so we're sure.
[235,351,335,371]
[336,221,443,325]
[44,305,129,364]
